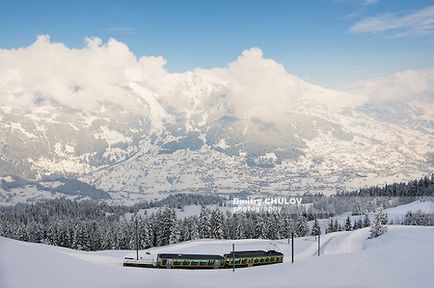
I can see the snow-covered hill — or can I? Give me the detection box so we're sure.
[1,225,433,288]
[310,200,434,233]
[0,37,433,204]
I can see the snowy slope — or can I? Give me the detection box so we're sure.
[1,226,433,288]
[310,200,434,233]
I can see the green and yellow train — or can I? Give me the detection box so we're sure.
[153,250,283,269]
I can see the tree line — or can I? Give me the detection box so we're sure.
[0,175,433,251]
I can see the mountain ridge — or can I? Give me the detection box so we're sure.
[0,40,432,205]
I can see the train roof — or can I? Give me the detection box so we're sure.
[158,253,225,260]
[223,250,283,258]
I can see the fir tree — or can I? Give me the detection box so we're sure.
[363,214,371,227]
[190,216,199,240]
[140,218,153,248]
[255,215,266,239]
[296,215,309,237]
[311,219,321,236]
[210,209,224,239]
[334,219,341,231]
[344,216,352,231]
[327,218,335,233]
[169,221,181,244]
[198,206,211,238]
[355,218,363,230]
[72,223,91,251]
[102,229,114,250]
[369,205,388,239]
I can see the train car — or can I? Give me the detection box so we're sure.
[123,251,157,268]
[223,250,284,268]
[156,253,225,269]
[123,257,157,268]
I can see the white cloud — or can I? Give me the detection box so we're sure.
[350,5,434,37]
[1,35,431,126]
[197,47,306,122]
[1,37,353,123]
[0,35,167,113]
[345,69,434,104]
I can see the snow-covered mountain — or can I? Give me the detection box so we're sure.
[0,38,433,204]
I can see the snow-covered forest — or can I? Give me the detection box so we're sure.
[1,175,433,251]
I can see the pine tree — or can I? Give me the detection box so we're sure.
[44,225,57,245]
[327,218,335,233]
[156,208,177,245]
[265,213,280,240]
[355,219,363,230]
[369,205,388,239]
[234,213,245,239]
[72,223,91,251]
[56,221,71,248]
[118,223,131,249]
[89,221,101,251]
[344,216,352,231]
[139,218,153,248]
[210,209,224,239]
[334,219,341,231]
[363,214,371,227]
[102,229,113,250]
[169,221,181,244]
[26,222,44,243]
[352,202,362,216]
[287,218,296,238]
[15,223,28,242]
[198,206,211,238]
[255,215,266,239]
[404,210,432,226]
[311,219,321,236]
[190,216,199,240]
[296,215,308,237]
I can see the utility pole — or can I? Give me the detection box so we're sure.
[317,232,320,256]
[291,232,294,263]
[232,243,235,272]
[135,217,139,260]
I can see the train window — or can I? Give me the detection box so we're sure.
[174,261,181,266]
[182,260,190,266]
[191,261,198,266]
[254,258,259,263]
[241,259,247,264]
[161,260,167,266]
[265,257,269,262]
[235,259,240,264]
[200,261,207,266]
[260,258,264,263]
[270,257,274,261]
[207,261,214,266]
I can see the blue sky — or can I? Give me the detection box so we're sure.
[1,0,434,87]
